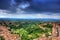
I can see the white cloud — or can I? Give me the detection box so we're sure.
[0,9,60,19]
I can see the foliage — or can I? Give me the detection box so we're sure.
[8,22,52,40]
[0,36,5,40]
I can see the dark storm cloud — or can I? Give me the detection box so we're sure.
[0,0,60,13]
[16,0,60,13]
[0,0,60,19]
[0,0,11,9]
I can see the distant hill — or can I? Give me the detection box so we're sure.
[0,18,60,22]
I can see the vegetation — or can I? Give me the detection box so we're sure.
[6,22,52,40]
[0,36,5,40]
[0,21,52,40]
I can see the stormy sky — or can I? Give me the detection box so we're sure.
[0,0,60,19]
